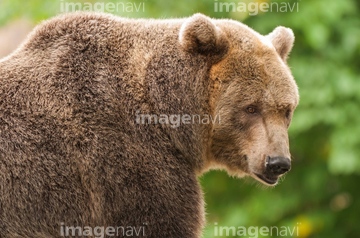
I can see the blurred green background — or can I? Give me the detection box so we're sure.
[0,0,359,237]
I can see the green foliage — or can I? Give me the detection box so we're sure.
[1,0,359,237]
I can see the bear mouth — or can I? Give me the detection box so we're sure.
[254,173,278,185]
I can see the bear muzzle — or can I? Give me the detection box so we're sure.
[255,156,291,185]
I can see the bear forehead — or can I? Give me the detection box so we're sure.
[215,19,275,51]
[220,20,298,106]
[239,78,298,108]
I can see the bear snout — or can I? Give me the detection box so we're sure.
[265,156,291,176]
[253,156,291,185]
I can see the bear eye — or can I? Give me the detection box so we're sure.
[285,109,291,119]
[246,106,257,114]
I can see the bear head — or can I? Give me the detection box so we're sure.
[180,14,299,186]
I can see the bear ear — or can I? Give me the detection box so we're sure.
[179,13,228,58]
[266,26,294,61]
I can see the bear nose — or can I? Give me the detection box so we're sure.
[265,156,291,176]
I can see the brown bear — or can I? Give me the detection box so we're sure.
[0,12,298,238]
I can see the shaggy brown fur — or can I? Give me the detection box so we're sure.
[0,12,298,237]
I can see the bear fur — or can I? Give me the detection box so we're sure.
[0,12,298,237]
